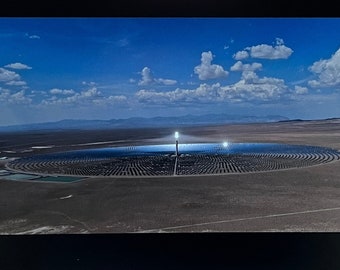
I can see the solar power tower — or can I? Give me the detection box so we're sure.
[175,131,179,156]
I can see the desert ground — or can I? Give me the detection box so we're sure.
[1,119,340,233]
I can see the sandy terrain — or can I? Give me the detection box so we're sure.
[1,119,340,233]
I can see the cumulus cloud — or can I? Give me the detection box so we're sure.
[0,87,10,100]
[93,95,128,106]
[230,61,264,85]
[136,83,222,104]
[230,61,262,72]
[41,87,128,107]
[136,72,288,105]
[294,86,308,94]
[308,48,340,88]
[233,51,249,60]
[0,88,32,104]
[9,90,32,104]
[5,63,32,70]
[50,88,76,95]
[138,67,177,86]
[233,38,293,60]
[42,87,102,105]
[241,71,259,83]
[138,67,154,86]
[194,51,229,80]
[218,71,287,102]
[249,44,293,59]
[0,68,21,82]
[107,95,127,102]
[248,38,293,59]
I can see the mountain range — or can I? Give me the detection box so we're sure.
[0,114,290,132]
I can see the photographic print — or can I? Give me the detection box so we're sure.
[1,18,340,235]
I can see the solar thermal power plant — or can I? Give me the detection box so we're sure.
[2,121,340,235]
[6,132,340,178]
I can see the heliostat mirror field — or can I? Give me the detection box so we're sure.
[7,143,340,177]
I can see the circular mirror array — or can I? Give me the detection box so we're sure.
[7,143,340,177]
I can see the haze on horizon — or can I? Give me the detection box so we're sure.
[1,18,340,126]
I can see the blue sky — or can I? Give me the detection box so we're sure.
[1,18,340,126]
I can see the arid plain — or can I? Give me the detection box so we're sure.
[1,119,340,233]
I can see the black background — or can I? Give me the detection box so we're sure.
[0,0,338,17]
[1,1,340,269]
[2,233,340,269]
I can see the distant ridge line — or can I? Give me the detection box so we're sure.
[278,117,340,123]
[0,114,289,132]
[1,115,340,132]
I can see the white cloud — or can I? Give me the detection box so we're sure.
[42,87,101,105]
[136,72,288,105]
[0,68,21,82]
[93,95,128,106]
[5,80,27,86]
[294,86,308,94]
[0,88,32,104]
[25,33,40,39]
[50,88,76,95]
[5,63,32,70]
[234,38,293,60]
[31,90,48,96]
[155,78,177,85]
[230,61,262,72]
[230,61,244,71]
[308,80,319,88]
[0,87,10,100]
[82,81,96,86]
[136,83,222,104]
[9,90,32,104]
[248,38,293,59]
[108,95,127,102]
[81,88,100,98]
[275,38,284,45]
[230,61,263,84]
[186,81,197,86]
[138,67,177,86]
[41,86,129,108]
[248,44,293,59]
[233,51,249,60]
[218,77,287,102]
[194,51,229,80]
[308,48,340,88]
[241,71,259,83]
[138,67,153,86]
